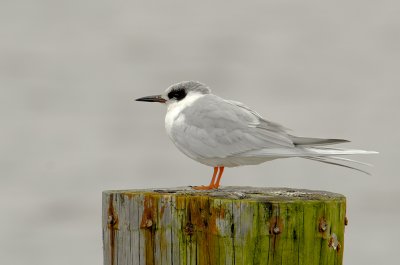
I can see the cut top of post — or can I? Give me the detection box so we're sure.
[103,186,345,202]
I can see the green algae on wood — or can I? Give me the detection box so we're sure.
[102,187,346,265]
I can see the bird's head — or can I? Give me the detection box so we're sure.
[136,81,211,105]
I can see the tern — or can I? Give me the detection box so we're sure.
[136,81,377,190]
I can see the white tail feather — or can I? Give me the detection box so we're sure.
[304,156,371,175]
[301,147,378,156]
[321,156,373,167]
[240,147,378,157]
[239,146,377,174]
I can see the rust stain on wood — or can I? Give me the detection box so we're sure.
[140,195,157,228]
[269,213,284,252]
[269,215,283,235]
[328,233,342,253]
[201,198,218,265]
[107,194,119,265]
[180,196,223,264]
[318,217,330,239]
[209,201,222,235]
[140,195,158,265]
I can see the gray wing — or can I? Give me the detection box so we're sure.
[227,100,349,146]
[173,95,295,159]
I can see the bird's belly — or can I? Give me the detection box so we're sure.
[197,156,278,167]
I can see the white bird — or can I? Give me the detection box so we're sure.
[136,81,377,190]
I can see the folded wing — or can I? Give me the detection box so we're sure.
[173,95,295,159]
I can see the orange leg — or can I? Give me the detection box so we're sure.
[214,166,225,188]
[192,167,218,190]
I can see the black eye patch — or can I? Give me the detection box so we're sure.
[167,88,187,101]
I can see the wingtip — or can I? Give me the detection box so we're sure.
[291,137,351,146]
[330,139,351,144]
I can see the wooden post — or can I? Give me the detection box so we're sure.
[103,187,346,265]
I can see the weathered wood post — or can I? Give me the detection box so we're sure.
[103,187,346,265]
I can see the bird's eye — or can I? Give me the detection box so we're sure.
[167,89,187,101]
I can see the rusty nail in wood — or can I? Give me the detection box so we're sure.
[337,242,342,252]
[108,215,117,226]
[269,216,283,235]
[107,215,113,225]
[328,233,339,250]
[319,218,328,232]
[145,219,153,228]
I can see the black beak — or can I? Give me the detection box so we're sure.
[135,95,166,103]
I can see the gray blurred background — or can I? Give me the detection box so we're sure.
[0,0,398,264]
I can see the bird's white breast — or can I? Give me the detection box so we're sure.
[164,93,204,141]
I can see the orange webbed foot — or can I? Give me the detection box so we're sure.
[192,185,216,190]
[191,167,225,190]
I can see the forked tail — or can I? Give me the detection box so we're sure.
[240,146,378,174]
